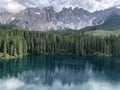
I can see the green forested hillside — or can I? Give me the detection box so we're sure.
[0,25,120,59]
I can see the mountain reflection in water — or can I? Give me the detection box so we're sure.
[0,55,120,90]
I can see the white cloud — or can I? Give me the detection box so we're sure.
[0,0,25,12]
[49,0,120,12]
[0,0,120,13]
[4,2,25,12]
[96,0,120,11]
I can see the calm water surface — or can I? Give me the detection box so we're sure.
[0,55,120,90]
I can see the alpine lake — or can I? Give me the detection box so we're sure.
[0,55,120,90]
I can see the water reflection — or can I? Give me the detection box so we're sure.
[0,55,120,90]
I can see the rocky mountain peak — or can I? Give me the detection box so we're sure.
[0,7,120,30]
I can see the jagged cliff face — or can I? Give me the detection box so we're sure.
[0,12,15,24]
[0,7,120,30]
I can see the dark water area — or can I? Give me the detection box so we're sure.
[0,55,120,90]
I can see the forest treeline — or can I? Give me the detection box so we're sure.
[0,28,120,57]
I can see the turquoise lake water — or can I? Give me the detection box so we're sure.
[0,55,120,90]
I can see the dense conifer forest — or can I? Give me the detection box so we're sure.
[0,25,120,59]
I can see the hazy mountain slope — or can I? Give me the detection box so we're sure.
[80,14,120,32]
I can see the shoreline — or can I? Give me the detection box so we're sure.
[0,53,23,60]
[0,52,113,60]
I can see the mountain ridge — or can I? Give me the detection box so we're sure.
[0,7,120,31]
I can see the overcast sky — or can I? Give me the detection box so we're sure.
[0,0,120,13]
